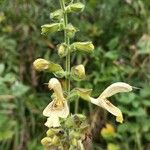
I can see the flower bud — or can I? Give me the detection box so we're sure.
[65,2,85,13]
[33,58,49,71]
[46,129,56,137]
[51,136,60,146]
[41,137,52,146]
[50,9,63,20]
[71,64,85,80]
[70,42,94,53]
[57,43,68,57]
[71,138,78,146]
[65,24,78,38]
[65,116,74,128]
[41,23,63,35]
[33,58,64,73]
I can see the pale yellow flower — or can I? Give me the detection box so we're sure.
[43,78,69,128]
[75,82,132,123]
[33,58,49,71]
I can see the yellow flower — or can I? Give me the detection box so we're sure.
[43,78,69,128]
[33,58,49,71]
[101,123,116,140]
[75,82,132,123]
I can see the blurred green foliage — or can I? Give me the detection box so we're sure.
[0,0,150,150]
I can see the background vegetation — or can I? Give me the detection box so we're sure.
[0,0,150,149]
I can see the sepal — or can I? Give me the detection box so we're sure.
[50,9,63,20]
[65,2,85,13]
[70,41,94,53]
[57,43,68,57]
[71,64,86,81]
[41,23,63,35]
[74,88,92,101]
[65,24,78,38]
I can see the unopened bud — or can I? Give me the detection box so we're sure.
[41,137,52,146]
[57,43,68,57]
[33,58,49,71]
[50,9,63,20]
[71,64,85,80]
[71,138,78,146]
[65,24,78,38]
[51,136,60,146]
[46,129,55,137]
[65,2,85,13]
[70,42,94,53]
[65,116,74,128]
[41,23,63,35]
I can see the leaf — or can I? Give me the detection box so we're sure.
[0,115,16,141]
[140,86,150,98]
[12,82,29,97]
[107,37,119,50]
[118,122,139,133]
[104,51,119,60]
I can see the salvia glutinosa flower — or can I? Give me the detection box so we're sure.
[75,82,133,123]
[43,78,69,128]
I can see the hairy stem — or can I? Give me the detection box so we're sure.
[59,0,70,95]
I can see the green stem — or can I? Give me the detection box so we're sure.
[59,0,70,95]
[136,130,142,150]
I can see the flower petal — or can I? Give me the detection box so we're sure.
[43,100,69,118]
[45,115,60,128]
[48,78,64,100]
[99,82,132,99]
[90,97,123,123]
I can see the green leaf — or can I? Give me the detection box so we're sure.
[107,37,119,50]
[118,122,139,133]
[140,86,150,98]
[104,51,119,60]
[12,82,29,97]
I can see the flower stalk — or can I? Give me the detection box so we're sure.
[59,0,70,94]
